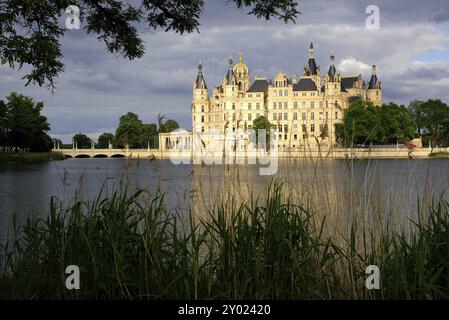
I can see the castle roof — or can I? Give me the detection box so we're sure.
[368,74,378,89]
[247,79,268,92]
[293,78,317,91]
[341,76,358,89]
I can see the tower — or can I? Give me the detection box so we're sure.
[366,65,382,106]
[192,61,209,132]
[233,51,250,92]
[325,52,341,95]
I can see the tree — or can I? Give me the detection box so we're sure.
[142,123,158,148]
[0,1,299,88]
[114,112,143,148]
[378,103,416,144]
[409,99,449,148]
[73,133,92,149]
[97,132,115,149]
[335,99,382,147]
[335,99,416,147]
[0,100,7,146]
[252,115,272,149]
[0,92,52,151]
[159,119,180,133]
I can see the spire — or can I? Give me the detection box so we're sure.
[307,42,318,76]
[368,65,378,89]
[309,42,315,58]
[226,56,235,85]
[328,52,336,79]
[195,60,207,89]
[239,51,243,64]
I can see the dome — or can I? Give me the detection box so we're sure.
[233,51,249,75]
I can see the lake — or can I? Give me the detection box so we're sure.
[1,158,449,242]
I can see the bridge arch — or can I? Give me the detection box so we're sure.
[111,154,126,158]
[75,154,91,158]
[93,154,108,158]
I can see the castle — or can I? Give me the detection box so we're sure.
[192,43,382,149]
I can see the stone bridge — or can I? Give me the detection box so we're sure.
[57,148,161,159]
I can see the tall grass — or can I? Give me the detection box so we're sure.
[1,181,448,299]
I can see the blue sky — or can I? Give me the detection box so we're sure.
[1,0,449,143]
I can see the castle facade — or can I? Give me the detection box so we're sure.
[192,43,382,149]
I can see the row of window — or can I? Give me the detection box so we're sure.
[195,112,339,123]
[196,100,341,113]
[198,124,325,135]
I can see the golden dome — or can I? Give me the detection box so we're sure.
[233,51,249,75]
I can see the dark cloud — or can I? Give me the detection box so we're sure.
[1,0,449,142]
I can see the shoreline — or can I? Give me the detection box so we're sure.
[55,147,449,160]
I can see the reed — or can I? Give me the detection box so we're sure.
[1,179,448,299]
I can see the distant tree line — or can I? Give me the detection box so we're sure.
[0,92,52,152]
[335,98,449,148]
[71,112,180,149]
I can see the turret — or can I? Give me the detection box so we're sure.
[325,53,342,95]
[366,65,382,106]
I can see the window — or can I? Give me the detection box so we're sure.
[273,102,277,109]
[232,103,235,110]
[279,126,283,132]
[311,124,315,132]
[273,113,277,121]
[248,113,252,121]
[284,113,288,120]
[284,102,288,109]
[311,101,315,109]
[232,114,235,121]
[201,115,204,123]
[294,102,298,109]
[278,112,282,120]
[279,90,283,96]
[201,105,204,112]
[248,103,252,110]
[293,113,298,120]
[284,125,288,133]
[302,101,306,108]
[302,124,307,132]
[294,134,298,140]
[302,113,306,121]
[256,103,260,110]
[335,112,338,119]
[284,90,288,96]
[311,112,315,120]
[319,124,324,133]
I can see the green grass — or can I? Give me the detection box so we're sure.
[0,151,65,163]
[429,151,449,158]
[0,182,448,300]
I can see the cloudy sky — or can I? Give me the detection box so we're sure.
[1,0,449,143]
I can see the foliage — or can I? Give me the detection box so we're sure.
[0,0,299,88]
[0,151,65,162]
[97,132,114,149]
[114,112,144,148]
[252,115,272,148]
[0,92,52,152]
[142,123,158,148]
[408,99,449,148]
[336,99,416,147]
[72,133,92,149]
[159,119,180,133]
